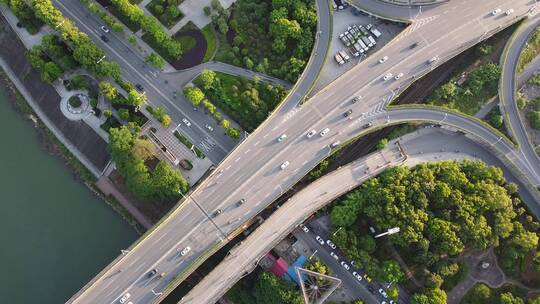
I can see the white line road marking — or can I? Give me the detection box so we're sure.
[254,141,260,146]
[225,165,231,170]
[244,149,250,154]
[263,134,269,138]
[235,157,240,163]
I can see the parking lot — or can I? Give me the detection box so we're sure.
[311,5,405,94]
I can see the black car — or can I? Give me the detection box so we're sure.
[100,35,109,43]
[410,42,418,49]
[343,109,353,117]
[237,198,245,206]
[213,209,223,217]
[368,286,375,294]
[148,268,157,278]
[351,96,361,103]
[135,83,144,92]
[363,122,373,129]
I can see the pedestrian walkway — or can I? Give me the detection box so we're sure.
[0,4,51,48]
[96,176,153,229]
[177,0,237,30]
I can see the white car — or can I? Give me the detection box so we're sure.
[182,118,191,127]
[352,271,363,281]
[505,9,514,15]
[306,130,317,138]
[320,128,330,136]
[101,25,110,33]
[326,239,337,249]
[379,56,388,63]
[315,235,325,245]
[395,73,404,80]
[383,73,393,81]
[278,134,287,142]
[428,56,439,64]
[180,246,191,256]
[341,261,350,270]
[492,8,502,15]
[330,252,339,260]
[301,225,309,233]
[119,293,131,303]
[330,141,340,148]
[280,161,290,170]
[379,288,388,298]
[205,124,213,131]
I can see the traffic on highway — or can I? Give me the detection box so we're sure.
[57,0,540,303]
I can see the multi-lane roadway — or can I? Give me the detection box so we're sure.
[181,126,540,304]
[67,0,540,303]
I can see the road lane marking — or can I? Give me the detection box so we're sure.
[254,141,260,146]
[235,157,240,163]
[244,149,250,154]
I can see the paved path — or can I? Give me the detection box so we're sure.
[96,176,153,229]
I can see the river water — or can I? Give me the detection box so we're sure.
[0,86,138,303]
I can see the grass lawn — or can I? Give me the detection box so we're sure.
[202,25,217,62]
[177,35,196,52]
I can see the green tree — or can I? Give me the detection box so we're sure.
[253,272,302,304]
[151,160,188,198]
[529,295,540,304]
[382,260,404,283]
[127,89,147,106]
[411,288,447,304]
[463,283,491,304]
[220,119,230,129]
[118,108,130,120]
[128,35,137,45]
[183,86,205,106]
[499,292,524,304]
[40,61,63,82]
[387,285,399,300]
[99,81,118,100]
[204,6,211,16]
[227,128,241,139]
[103,109,113,118]
[161,114,172,127]
[376,138,388,150]
[132,138,155,160]
[199,69,217,90]
[145,53,165,69]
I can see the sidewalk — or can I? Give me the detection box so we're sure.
[96,175,153,229]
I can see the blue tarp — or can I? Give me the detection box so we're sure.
[285,255,307,285]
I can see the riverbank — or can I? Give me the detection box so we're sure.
[0,67,146,234]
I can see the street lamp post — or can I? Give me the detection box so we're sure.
[96,55,106,64]
[374,227,400,238]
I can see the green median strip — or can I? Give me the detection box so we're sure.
[173,131,206,159]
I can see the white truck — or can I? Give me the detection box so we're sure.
[369,27,382,38]
[339,50,350,61]
[368,35,377,46]
[335,53,345,65]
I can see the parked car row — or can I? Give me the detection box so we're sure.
[335,23,383,65]
[300,223,398,304]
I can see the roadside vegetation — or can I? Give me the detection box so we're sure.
[213,0,317,82]
[185,69,287,136]
[518,27,540,73]
[2,0,44,34]
[108,0,183,59]
[462,283,540,304]
[329,160,540,303]
[109,124,189,201]
[227,271,303,304]
[427,62,501,115]
[82,0,124,32]
[146,0,184,28]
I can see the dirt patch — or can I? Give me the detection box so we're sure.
[109,170,177,223]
